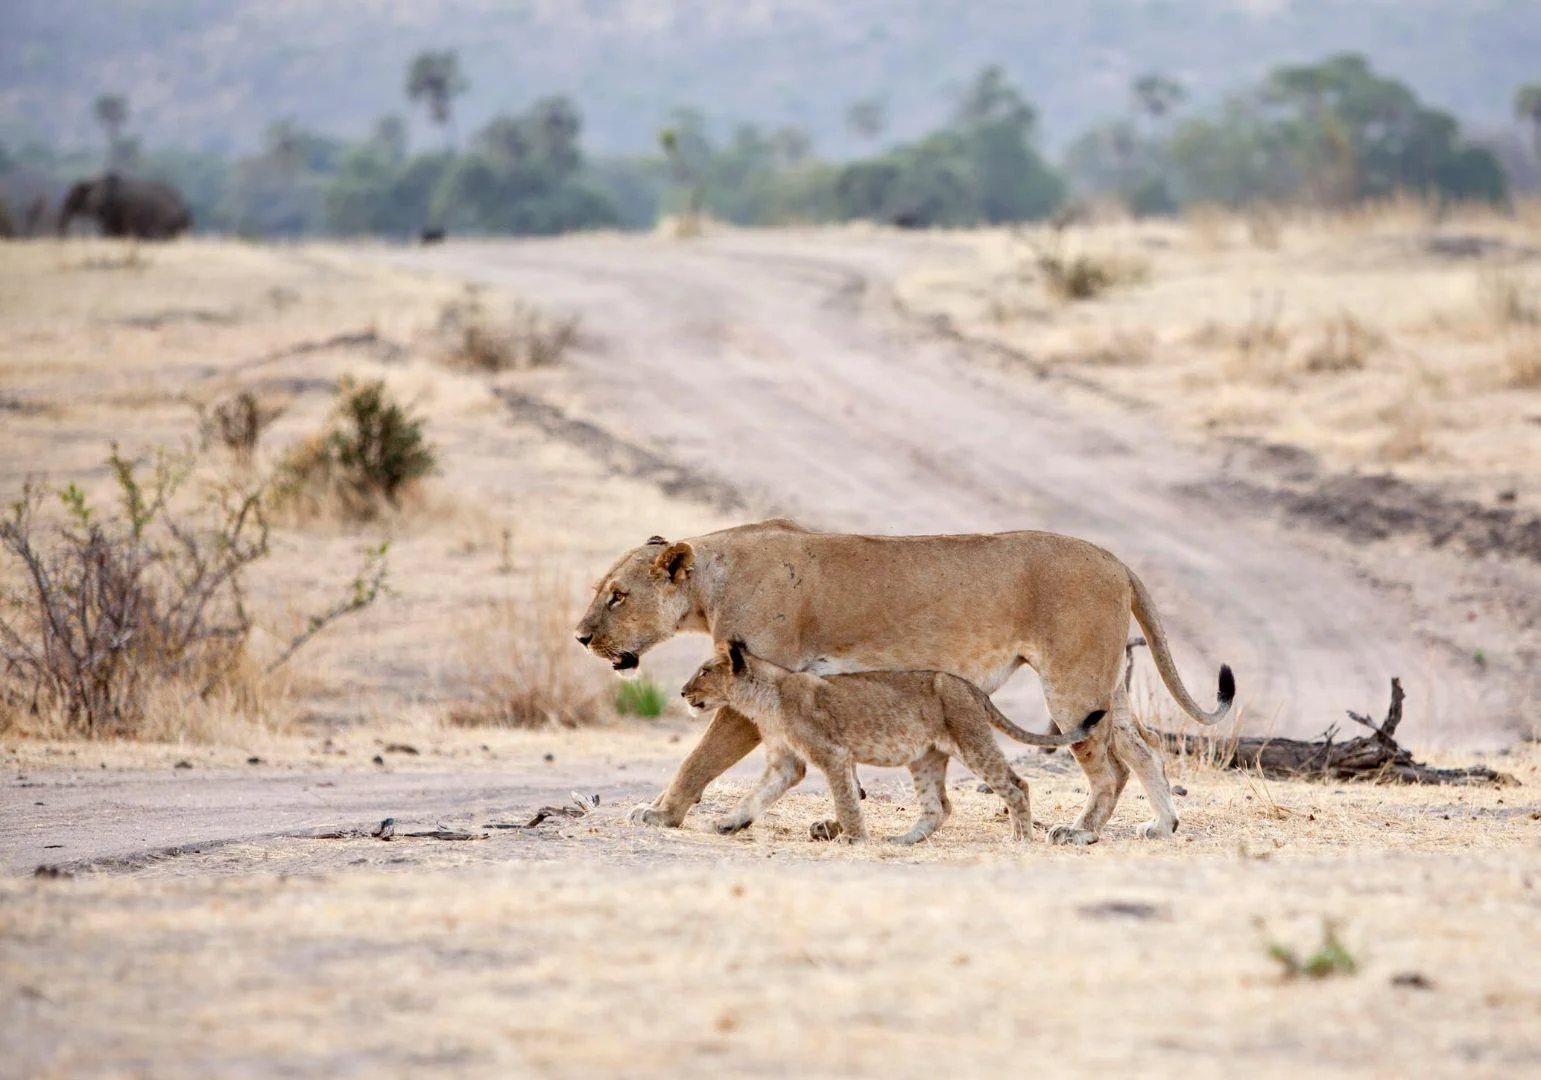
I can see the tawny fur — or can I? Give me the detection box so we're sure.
[681,642,1104,843]
[576,519,1235,844]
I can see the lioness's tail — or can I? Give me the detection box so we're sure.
[1127,569,1235,726]
[973,688,1105,747]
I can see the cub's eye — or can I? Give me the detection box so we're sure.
[607,590,626,608]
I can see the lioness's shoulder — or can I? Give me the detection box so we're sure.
[707,517,808,538]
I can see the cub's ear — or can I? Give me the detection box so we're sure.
[645,535,667,546]
[651,540,694,583]
[728,639,747,675]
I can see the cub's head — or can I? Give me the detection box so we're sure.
[680,640,747,711]
[574,536,696,671]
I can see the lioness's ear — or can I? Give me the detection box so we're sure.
[651,541,694,583]
[645,535,667,546]
[728,639,746,675]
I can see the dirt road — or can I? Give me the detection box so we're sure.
[402,230,1512,745]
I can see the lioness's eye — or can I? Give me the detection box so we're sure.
[607,590,626,608]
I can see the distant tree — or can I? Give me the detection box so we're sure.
[846,99,887,143]
[659,116,707,219]
[1516,83,1541,157]
[264,120,306,177]
[373,115,408,165]
[770,126,813,168]
[1132,73,1186,126]
[93,93,130,169]
[406,50,469,151]
[954,65,1034,129]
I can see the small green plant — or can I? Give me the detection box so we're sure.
[278,377,437,519]
[615,677,668,718]
[1268,920,1358,980]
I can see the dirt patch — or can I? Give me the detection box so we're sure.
[494,388,745,512]
[1196,440,1541,564]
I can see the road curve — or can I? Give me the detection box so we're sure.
[400,230,1509,745]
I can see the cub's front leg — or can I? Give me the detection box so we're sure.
[714,744,806,835]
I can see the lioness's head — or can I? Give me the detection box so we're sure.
[680,640,747,711]
[574,536,696,671]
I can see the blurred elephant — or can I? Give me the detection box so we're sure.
[58,173,191,240]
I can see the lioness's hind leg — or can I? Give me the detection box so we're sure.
[892,749,951,845]
[1109,687,1180,839]
[1045,692,1127,845]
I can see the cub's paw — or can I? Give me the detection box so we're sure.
[1048,825,1098,847]
[1138,818,1178,840]
[809,819,843,842]
[714,812,754,835]
[628,804,681,828]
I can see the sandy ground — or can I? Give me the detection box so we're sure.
[3,228,1540,1078]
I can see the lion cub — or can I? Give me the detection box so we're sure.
[681,641,1104,844]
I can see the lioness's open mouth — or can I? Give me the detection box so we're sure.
[612,651,640,671]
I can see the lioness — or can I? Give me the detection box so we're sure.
[576,520,1234,844]
[681,640,1105,844]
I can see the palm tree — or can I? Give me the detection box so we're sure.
[406,50,469,151]
[1516,83,1541,158]
[1131,73,1186,127]
[93,93,129,168]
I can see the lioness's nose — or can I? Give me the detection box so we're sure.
[576,634,593,646]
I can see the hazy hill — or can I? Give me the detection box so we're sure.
[2,0,1537,156]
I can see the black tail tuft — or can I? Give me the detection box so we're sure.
[1217,664,1236,706]
[1082,708,1107,731]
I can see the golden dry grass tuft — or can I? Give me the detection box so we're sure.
[446,581,608,729]
[1302,311,1386,374]
[437,287,581,372]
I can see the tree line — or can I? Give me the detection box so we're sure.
[4,51,1539,239]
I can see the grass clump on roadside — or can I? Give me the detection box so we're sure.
[447,584,604,730]
[1268,920,1359,980]
[438,288,581,372]
[276,377,437,521]
[615,677,669,718]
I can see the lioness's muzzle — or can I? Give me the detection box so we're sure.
[612,651,639,671]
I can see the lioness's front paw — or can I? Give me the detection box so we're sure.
[714,811,754,835]
[809,819,842,841]
[836,833,866,845]
[628,804,682,828]
[1138,818,1178,840]
[1048,825,1098,846]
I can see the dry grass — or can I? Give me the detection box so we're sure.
[446,581,609,729]
[1503,332,1541,388]
[1302,311,1385,374]
[437,287,581,372]
[899,207,1541,499]
[1033,242,1149,302]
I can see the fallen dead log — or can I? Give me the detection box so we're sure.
[1155,678,1514,785]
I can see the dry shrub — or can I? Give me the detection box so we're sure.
[0,447,268,738]
[447,582,605,729]
[438,289,580,372]
[1503,332,1541,388]
[1220,292,1292,382]
[1036,245,1149,301]
[276,377,437,522]
[1062,330,1154,367]
[1302,312,1385,374]
[197,390,284,463]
